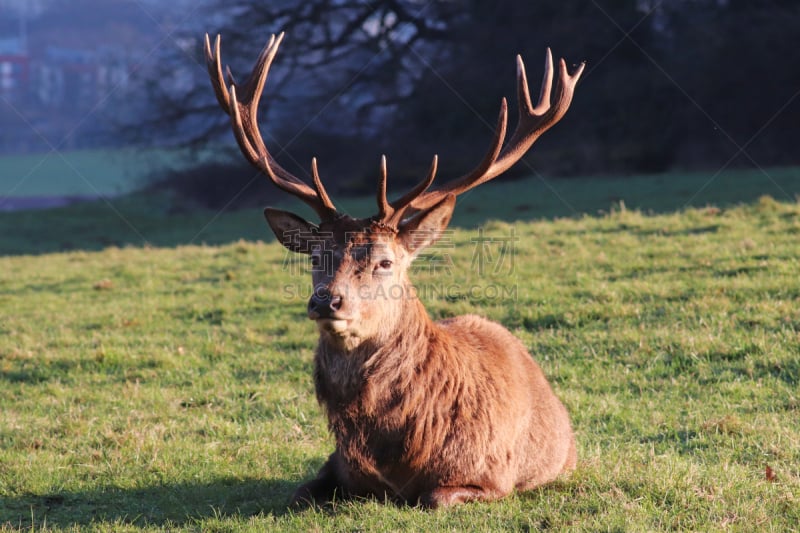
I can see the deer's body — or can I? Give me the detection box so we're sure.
[204,31,584,508]
[311,308,575,506]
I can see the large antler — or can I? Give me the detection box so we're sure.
[377,49,585,227]
[204,33,338,221]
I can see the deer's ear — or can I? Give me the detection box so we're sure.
[397,194,456,257]
[264,207,319,254]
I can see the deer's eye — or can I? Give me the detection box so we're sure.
[377,259,393,270]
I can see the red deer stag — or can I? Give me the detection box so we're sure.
[205,32,584,508]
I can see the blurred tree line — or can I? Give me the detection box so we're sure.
[135,0,800,207]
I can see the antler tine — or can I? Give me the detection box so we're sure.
[373,155,439,227]
[205,33,338,220]
[310,158,336,213]
[391,155,438,210]
[384,155,438,227]
[227,85,259,163]
[530,49,553,114]
[516,53,536,116]
[240,32,279,121]
[407,50,584,213]
[376,155,391,221]
[205,34,231,112]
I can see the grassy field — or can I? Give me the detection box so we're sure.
[0,149,149,198]
[0,147,221,199]
[1,173,799,530]
[1,166,798,256]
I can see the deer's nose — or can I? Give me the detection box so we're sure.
[308,288,343,319]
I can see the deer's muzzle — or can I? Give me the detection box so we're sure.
[308,287,344,320]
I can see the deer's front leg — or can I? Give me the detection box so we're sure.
[418,485,506,509]
[289,453,345,508]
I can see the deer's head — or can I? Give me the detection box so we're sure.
[263,189,454,350]
[204,33,584,350]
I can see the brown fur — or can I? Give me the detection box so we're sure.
[265,199,576,509]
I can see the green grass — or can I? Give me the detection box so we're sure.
[1,177,799,530]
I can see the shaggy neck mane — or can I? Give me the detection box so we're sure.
[313,285,472,475]
[314,290,436,410]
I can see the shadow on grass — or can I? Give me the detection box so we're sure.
[0,476,298,529]
[639,430,705,455]
[3,168,799,256]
